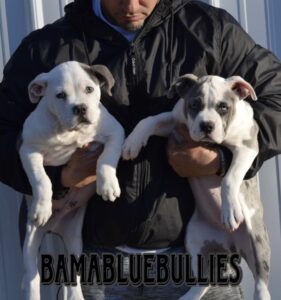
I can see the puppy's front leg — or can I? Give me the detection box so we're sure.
[96,119,124,202]
[22,219,45,300]
[122,112,175,160]
[20,145,53,226]
[221,146,258,231]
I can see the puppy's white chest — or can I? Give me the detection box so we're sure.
[42,128,102,166]
[43,144,77,166]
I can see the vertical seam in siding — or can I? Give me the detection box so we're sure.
[0,0,10,64]
[28,0,45,30]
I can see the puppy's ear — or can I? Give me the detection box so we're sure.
[168,74,198,99]
[28,73,48,103]
[226,76,257,101]
[90,65,115,96]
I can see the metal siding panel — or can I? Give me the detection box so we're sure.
[244,0,268,46]
[28,0,45,29]
[264,0,281,299]
[0,37,5,81]
[5,0,28,54]
[0,0,10,77]
[0,1,72,299]
[41,0,73,26]
[259,159,281,300]
[237,0,248,32]
[245,1,281,299]
[0,230,8,300]
[42,0,61,26]
[212,0,239,21]
[277,156,281,233]
[265,0,281,59]
[0,184,24,300]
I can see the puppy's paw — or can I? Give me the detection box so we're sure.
[122,135,148,160]
[221,198,244,232]
[96,173,121,202]
[29,200,52,227]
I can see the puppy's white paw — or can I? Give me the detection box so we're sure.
[122,134,148,160]
[221,197,244,231]
[96,173,121,202]
[29,199,52,227]
[254,280,271,300]
[122,119,153,160]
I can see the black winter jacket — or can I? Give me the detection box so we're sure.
[1,0,281,249]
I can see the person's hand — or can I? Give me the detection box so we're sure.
[61,143,103,188]
[166,125,220,177]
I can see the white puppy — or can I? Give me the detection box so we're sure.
[123,74,271,300]
[19,61,124,299]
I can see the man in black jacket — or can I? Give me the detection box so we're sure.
[1,0,281,299]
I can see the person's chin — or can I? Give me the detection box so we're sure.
[119,19,145,32]
[125,22,144,32]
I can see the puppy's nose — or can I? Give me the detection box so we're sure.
[72,104,87,116]
[200,121,215,134]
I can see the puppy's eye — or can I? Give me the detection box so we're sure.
[85,86,94,94]
[217,102,229,115]
[189,102,202,111]
[56,91,67,100]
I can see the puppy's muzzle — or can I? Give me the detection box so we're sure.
[72,104,91,125]
[200,121,215,134]
[73,104,87,117]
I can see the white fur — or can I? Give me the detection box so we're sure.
[20,61,124,299]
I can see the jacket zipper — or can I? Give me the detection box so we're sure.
[128,42,142,198]
[129,43,137,77]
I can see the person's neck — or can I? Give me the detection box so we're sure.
[92,0,138,42]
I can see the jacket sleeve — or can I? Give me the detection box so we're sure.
[218,9,281,178]
[0,38,67,197]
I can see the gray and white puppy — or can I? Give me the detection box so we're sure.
[122,74,271,300]
[19,61,124,299]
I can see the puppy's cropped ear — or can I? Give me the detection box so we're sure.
[90,65,115,96]
[168,74,198,99]
[28,73,48,103]
[226,76,257,101]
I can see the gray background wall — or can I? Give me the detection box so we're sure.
[0,0,280,299]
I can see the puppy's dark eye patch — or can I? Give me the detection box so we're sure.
[216,102,229,115]
[56,91,67,100]
[85,86,94,94]
[188,98,203,111]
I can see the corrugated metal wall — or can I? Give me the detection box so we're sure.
[0,0,280,299]
[0,2,72,299]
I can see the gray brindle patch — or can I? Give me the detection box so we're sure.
[240,177,271,283]
[183,87,205,120]
[219,90,237,132]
